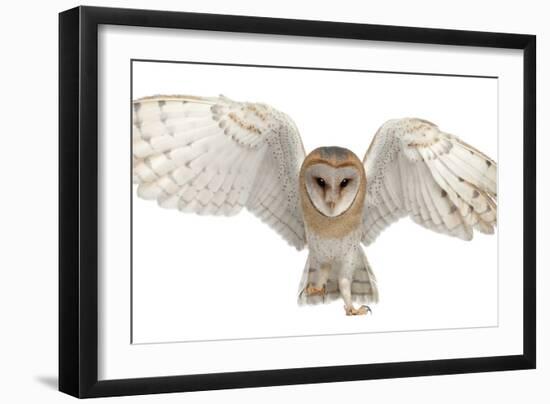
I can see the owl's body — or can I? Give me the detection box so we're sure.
[297,147,378,313]
[132,94,497,316]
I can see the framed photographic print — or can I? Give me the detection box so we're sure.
[59,6,536,398]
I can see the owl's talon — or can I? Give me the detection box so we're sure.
[345,304,371,316]
[305,284,326,296]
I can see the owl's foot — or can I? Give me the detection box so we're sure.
[344,304,371,316]
[305,284,326,296]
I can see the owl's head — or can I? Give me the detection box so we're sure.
[301,146,365,217]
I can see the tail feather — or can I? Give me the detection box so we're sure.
[297,250,378,306]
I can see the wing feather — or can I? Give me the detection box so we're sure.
[362,118,497,245]
[133,95,307,249]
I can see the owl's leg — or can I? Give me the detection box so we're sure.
[305,263,330,296]
[339,277,370,316]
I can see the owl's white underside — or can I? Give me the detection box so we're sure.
[298,228,378,306]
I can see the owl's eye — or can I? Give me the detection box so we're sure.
[316,177,326,188]
[340,178,350,188]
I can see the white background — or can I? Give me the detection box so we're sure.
[132,61,498,343]
[0,0,547,403]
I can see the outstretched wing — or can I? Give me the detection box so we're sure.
[133,95,307,250]
[362,118,497,246]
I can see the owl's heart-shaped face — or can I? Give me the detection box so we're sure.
[304,163,362,217]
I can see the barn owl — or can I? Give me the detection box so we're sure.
[133,95,497,316]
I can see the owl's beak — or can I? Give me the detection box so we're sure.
[325,190,337,213]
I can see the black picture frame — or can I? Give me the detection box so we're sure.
[59,5,536,398]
